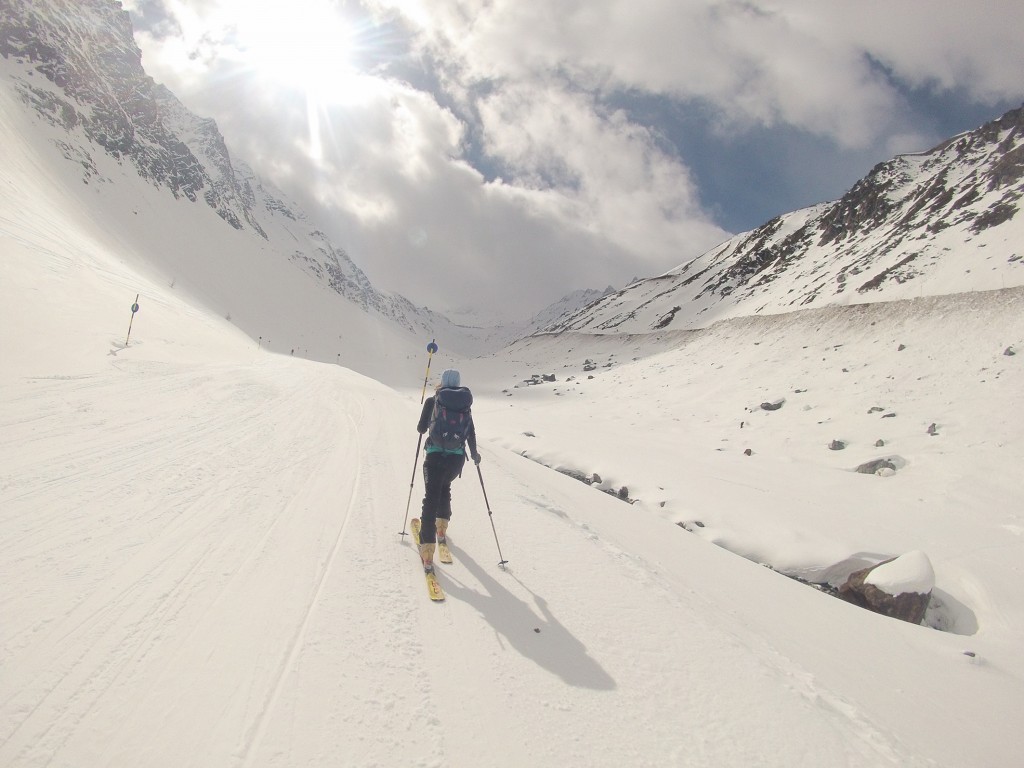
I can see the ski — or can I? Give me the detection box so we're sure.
[424,568,445,601]
[410,519,445,601]
[437,539,453,564]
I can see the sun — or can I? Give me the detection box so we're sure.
[230,0,367,103]
[216,0,387,159]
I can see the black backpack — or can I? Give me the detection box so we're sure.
[428,387,473,452]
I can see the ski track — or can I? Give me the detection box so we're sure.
[411,448,931,768]
[0,356,375,766]
[0,355,958,767]
[238,395,365,768]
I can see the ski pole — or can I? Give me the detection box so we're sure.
[420,340,439,404]
[400,433,424,537]
[476,463,508,569]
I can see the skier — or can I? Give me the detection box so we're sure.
[416,368,481,568]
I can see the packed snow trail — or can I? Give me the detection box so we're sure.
[2,346,957,767]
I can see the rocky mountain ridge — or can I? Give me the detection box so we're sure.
[546,106,1024,336]
[0,0,480,347]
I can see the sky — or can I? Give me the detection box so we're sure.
[121,0,1024,320]
[3,67,1024,764]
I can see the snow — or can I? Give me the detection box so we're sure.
[865,551,936,596]
[3,64,1024,768]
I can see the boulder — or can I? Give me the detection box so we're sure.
[838,551,934,624]
[855,458,896,475]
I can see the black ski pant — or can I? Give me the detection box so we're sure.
[419,451,466,544]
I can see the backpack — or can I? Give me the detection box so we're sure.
[428,387,473,452]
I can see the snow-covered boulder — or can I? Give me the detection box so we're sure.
[838,550,935,625]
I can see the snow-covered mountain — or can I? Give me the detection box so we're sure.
[4,3,1024,765]
[0,0,507,365]
[545,107,1024,335]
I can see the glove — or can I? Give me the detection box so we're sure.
[471,452,482,465]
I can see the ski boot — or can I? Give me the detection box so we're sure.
[419,542,436,573]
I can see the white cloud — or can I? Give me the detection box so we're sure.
[476,83,724,254]
[383,0,1024,146]
[128,0,1024,319]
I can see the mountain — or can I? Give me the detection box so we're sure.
[544,106,1024,335]
[0,0,502,370]
[528,285,616,331]
[456,285,618,350]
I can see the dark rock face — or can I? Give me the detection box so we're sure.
[0,0,260,231]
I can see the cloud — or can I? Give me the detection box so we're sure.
[127,0,1024,320]
[393,0,1024,146]
[476,82,723,254]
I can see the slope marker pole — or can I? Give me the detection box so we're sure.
[125,294,140,347]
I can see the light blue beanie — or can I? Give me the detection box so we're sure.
[440,369,461,388]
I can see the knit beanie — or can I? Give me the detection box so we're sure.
[440,369,461,388]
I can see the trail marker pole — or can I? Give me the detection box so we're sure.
[125,294,140,347]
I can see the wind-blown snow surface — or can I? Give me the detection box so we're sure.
[4,74,1024,768]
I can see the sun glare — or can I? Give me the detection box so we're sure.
[232,1,362,101]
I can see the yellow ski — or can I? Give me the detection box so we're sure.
[411,519,445,601]
[437,540,453,564]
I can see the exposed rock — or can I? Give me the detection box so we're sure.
[760,399,785,411]
[829,440,847,451]
[523,373,557,385]
[1005,346,1017,356]
[927,422,939,436]
[556,467,591,484]
[654,305,682,329]
[838,552,934,625]
[856,458,896,475]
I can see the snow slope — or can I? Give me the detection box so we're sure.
[4,48,1024,768]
